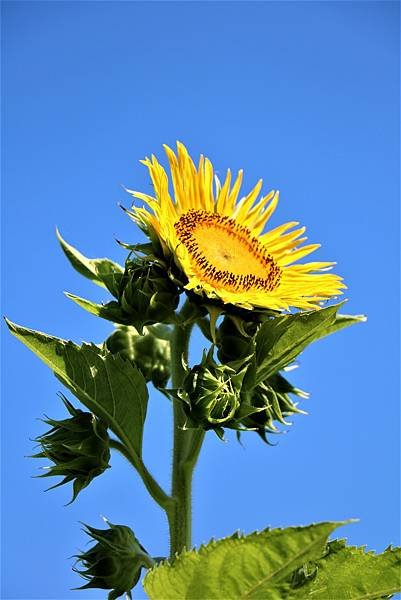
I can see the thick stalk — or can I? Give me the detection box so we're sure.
[169,303,205,557]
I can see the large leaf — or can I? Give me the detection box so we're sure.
[289,539,401,599]
[143,521,348,600]
[56,229,124,297]
[6,320,148,458]
[255,303,364,384]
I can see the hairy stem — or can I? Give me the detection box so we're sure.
[169,301,205,557]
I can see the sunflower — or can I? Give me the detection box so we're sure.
[126,142,345,311]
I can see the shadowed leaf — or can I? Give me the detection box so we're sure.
[6,320,148,459]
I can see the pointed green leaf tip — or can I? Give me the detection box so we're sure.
[255,302,366,384]
[144,522,400,600]
[56,228,124,297]
[143,521,350,599]
[64,293,131,326]
[5,319,148,460]
[59,234,181,333]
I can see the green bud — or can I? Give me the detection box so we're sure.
[241,372,308,443]
[118,260,180,332]
[106,324,171,388]
[180,352,247,436]
[33,395,110,502]
[74,520,155,600]
[217,316,258,364]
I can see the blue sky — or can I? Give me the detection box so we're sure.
[2,2,399,599]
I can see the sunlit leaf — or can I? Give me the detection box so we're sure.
[57,229,123,297]
[255,303,364,384]
[144,521,348,600]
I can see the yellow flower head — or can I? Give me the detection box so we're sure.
[126,142,345,311]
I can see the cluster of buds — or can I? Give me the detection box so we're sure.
[117,259,180,333]
[176,314,307,441]
[74,520,155,600]
[33,396,110,502]
[106,324,171,388]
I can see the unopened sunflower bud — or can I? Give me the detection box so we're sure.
[106,324,171,388]
[33,396,110,502]
[241,373,308,442]
[180,352,247,436]
[119,260,179,332]
[217,316,258,364]
[74,520,154,600]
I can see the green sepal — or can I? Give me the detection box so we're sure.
[204,304,223,343]
[116,239,155,256]
[196,316,215,343]
[121,203,167,260]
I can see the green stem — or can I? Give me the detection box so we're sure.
[111,299,205,557]
[169,301,205,557]
[109,439,173,512]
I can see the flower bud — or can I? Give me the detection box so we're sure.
[75,520,155,600]
[216,316,258,364]
[118,260,180,332]
[240,373,307,442]
[106,324,171,388]
[33,396,110,502]
[180,352,247,436]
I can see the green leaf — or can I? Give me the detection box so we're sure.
[6,320,148,458]
[322,313,367,337]
[289,540,401,599]
[56,229,124,297]
[144,521,349,600]
[255,303,364,385]
[64,293,131,325]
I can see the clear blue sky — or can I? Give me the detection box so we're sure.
[2,2,399,599]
